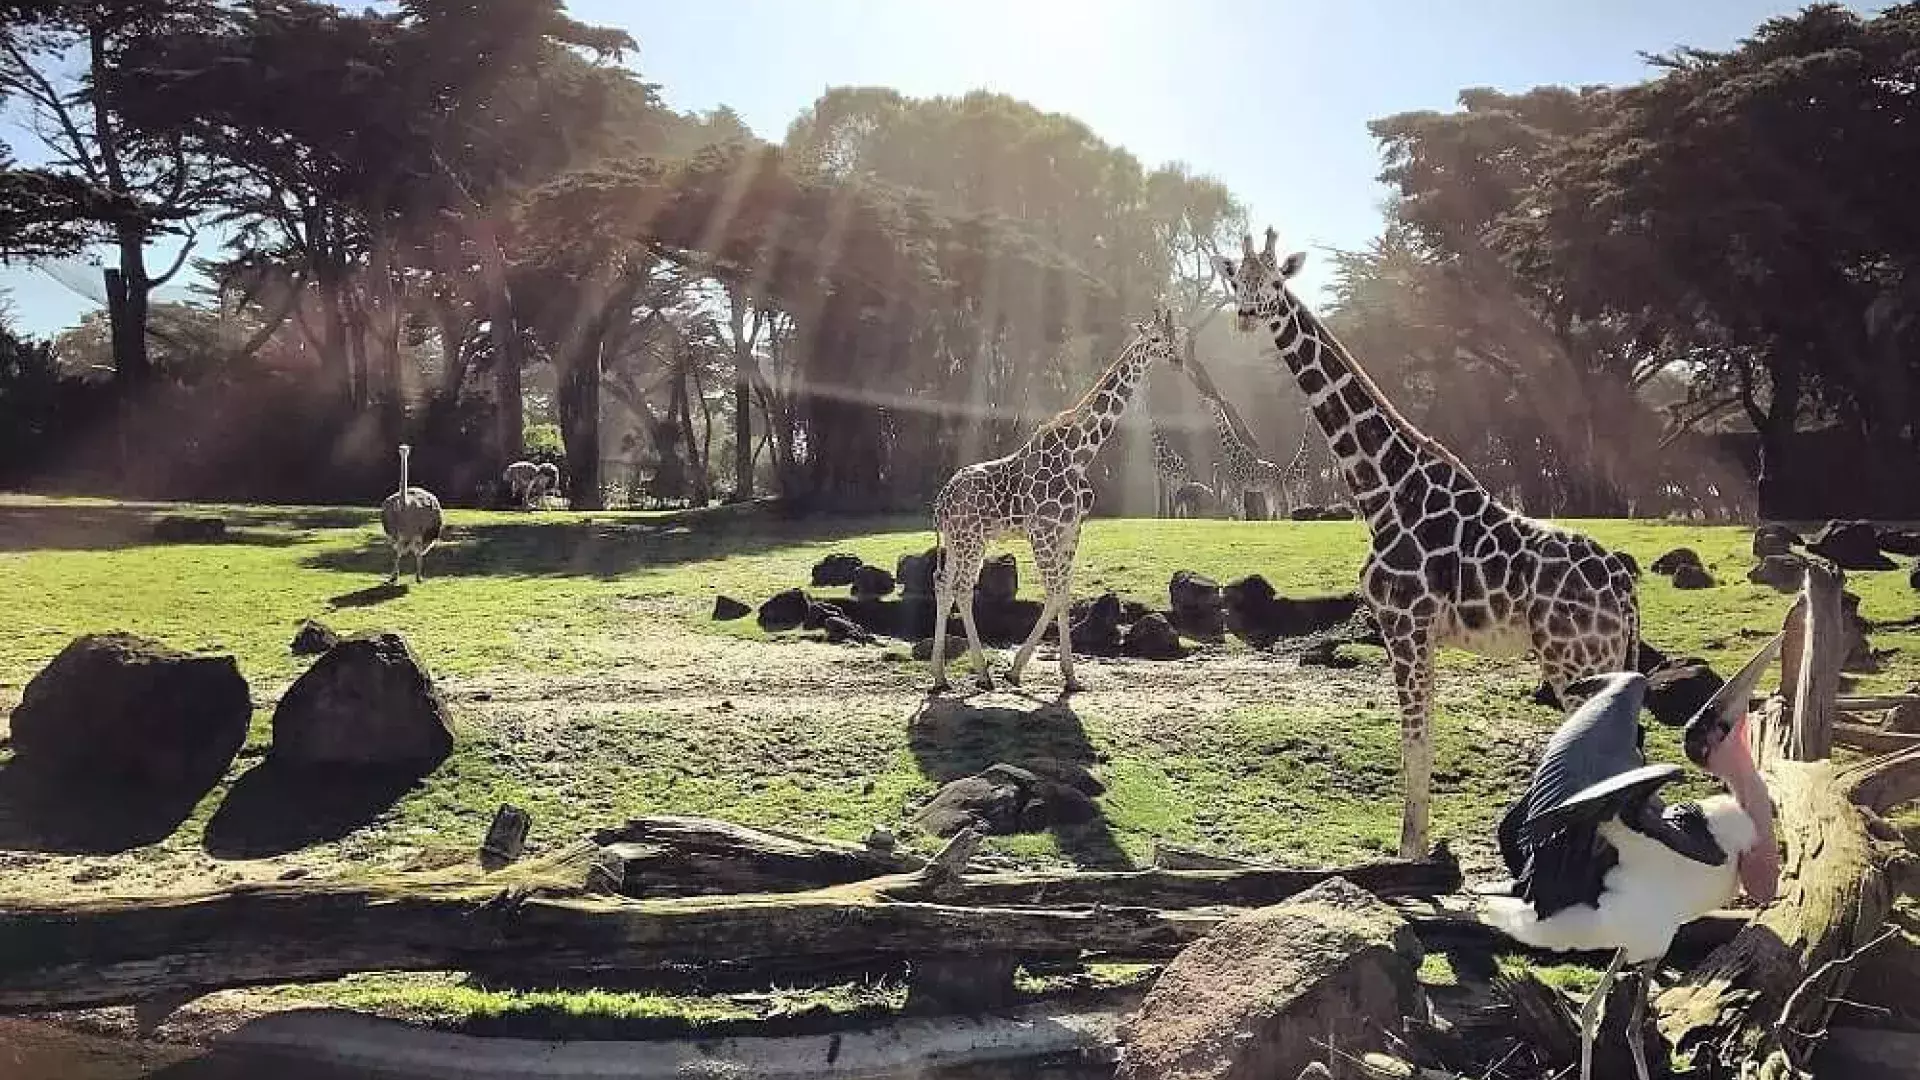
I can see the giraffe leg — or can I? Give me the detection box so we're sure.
[1004,594,1060,688]
[956,584,995,691]
[928,535,985,694]
[1041,524,1084,692]
[1380,611,1437,860]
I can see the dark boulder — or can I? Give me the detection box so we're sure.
[910,761,1100,838]
[1120,599,1152,625]
[1809,520,1896,571]
[1169,571,1226,640]
[712,595,752,621]
[1748,554,1807,593]
[1911,562,1920,592]
[1288,505,1323,521]
[757,588,811,632]
[1671,563,1717,590]
[912,636,969,662]
[850,565,896,600]
[810,552,865,587]
[151,514,226,542]
[972,598,1045,645]
[1321,504,1358,521]
[1646,658,1721,728]
[1299,640,1360,669]
[822,615,874,645]
[290,618,341,656]
[1752,524,1802,559]
[896,547,943,599]
[9,632,251,789]
[1124,613,1188,660]
[1069,592,1125,654]
[1878,528,1920,558]
[975,554,1019,604]
[1225,574,1363,649]
[1650,547,1703,575]
[803,600,848,632]
[271,632,453,770]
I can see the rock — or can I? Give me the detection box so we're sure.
[151,514,226,542]
[850,565,896,600]
[1748,554,1806,592]
[1809,519,1897,571]
[1121,599,1152,625]
[1878,528,1920,558]
[1650,547,1703,575]
[912,636,969,662]
[1646,657,1722,727]
[1289,505,1323,521]
[912,775,1023,837]
[1614,551,1641,579]
[810,552,865,587]
[864,826,897,852]
[756,588,811,632]
[1115,877,1423,1080]
[8,632,251,788]
[972,598,1044,644]
[1124,613,1188,660]
[822,615,874,645]
[1299,640,1360,669]
[712,595,751,621]
[975,553,1019,604]
[896,547,943,599]
[479,804,531,869]
[1752,523,1803,559]
[1170,570,1222,612]
[1018,756,1105,797]
[1635,638,1669,674]
[802,600,848,632]
[290,618,340,656]
[1321,504,1358,521]
[912,761,1103,837]
[270,632,454,771]
[1224,575,1364,648]
[1912,561,1920,592]
[1070,592,1125,654]
[1670,563,1717,590]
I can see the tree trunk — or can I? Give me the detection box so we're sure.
[104,231,151,388]
[556,340,602,510]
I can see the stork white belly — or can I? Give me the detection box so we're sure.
[1480,796,1757,963]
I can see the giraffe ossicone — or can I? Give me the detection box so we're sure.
[927,307,1188,696]
[1214,226,1641,859]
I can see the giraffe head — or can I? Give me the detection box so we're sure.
[1210,227,1307,333]
[1130,306,1188,370]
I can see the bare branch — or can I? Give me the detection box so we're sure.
[0,37,101,181]
[149,226,198,287]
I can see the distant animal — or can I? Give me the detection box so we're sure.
[1481,634,1783,1080]
[1213,226,1641,858]
[503,460,540,509]
[528,462,560,507]
[1170,479,1215,519]
[928,307,1188,694]
[382,444,444,583]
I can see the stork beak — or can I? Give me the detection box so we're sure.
[1683,632,1782,768]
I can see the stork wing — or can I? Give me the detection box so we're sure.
[1522,763,1684,845]
[1622,798,1729,867]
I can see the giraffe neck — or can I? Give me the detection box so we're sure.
[1045,340,1154,466]
[1268,302,1484,532]
[1207,398,1256,473]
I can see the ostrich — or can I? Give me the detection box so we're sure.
[1482,634,1783,1080]
[503,460,539,508]
[528,462,560,507]
[381,444,444,583]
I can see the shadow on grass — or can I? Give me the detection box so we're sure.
[203,759,424,859]
[0,757,213,854]
[907,696,1131,871]
[0,502,368,553]
[301,505,924,581]
[327,582,409,608]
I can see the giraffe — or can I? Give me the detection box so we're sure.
[1203,393,1290,520]
[1150,424,1213,518]
[929,308,1188,695]
[1213,228,1640,858]
[1277,410,1314,513]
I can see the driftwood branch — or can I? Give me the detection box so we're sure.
[1657,565,1920,1078]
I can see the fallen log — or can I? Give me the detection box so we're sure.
[0,848,1460,1013]
[1657,562,1920,1078]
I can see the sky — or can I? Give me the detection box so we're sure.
[0,0,1855,338]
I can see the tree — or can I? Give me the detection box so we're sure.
[0,0,225,387]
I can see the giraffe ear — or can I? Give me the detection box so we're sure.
[1279,251,1307,278]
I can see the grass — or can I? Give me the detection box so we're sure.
[1,494,1916,1031]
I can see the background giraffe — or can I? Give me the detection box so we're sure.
[1213,228,1640,858]
[928,309,1188,694]
[1278,411,1314,512]
[1150,424,1214,518]
[1202,392,1290,520]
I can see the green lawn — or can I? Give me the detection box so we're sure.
[1,495,1915,1032]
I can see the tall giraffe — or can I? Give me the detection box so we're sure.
[1277,409,1314,512]
[1213,229,1639,858]
[929,309,1188,694]
[1150,424,1214,518]
[1203,393,1290,520]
